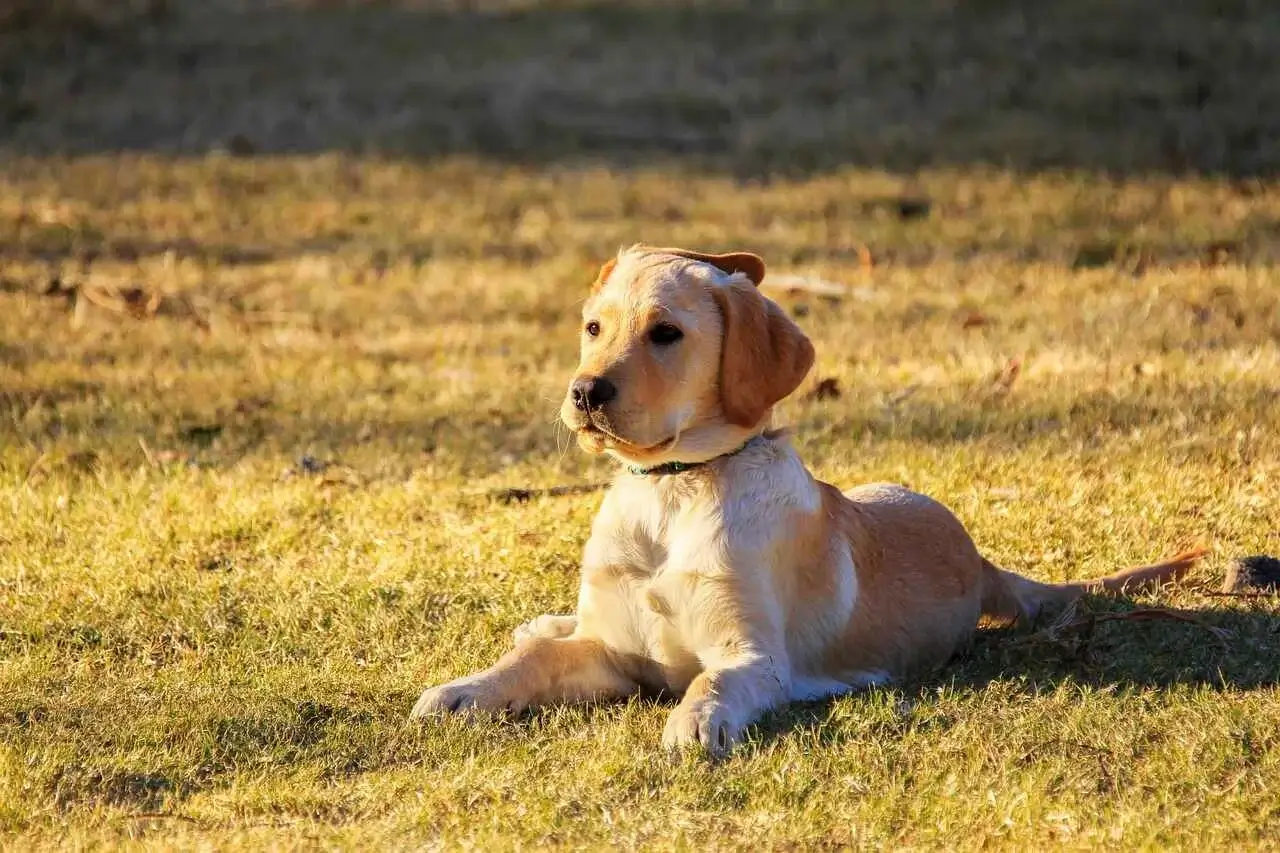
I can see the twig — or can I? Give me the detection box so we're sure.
[488,483,607,504]
[1073,607,1231,649]
[1015,601,1233,652]
[127,809,199,819]
[24,451,53,486]
[137,437,158,468]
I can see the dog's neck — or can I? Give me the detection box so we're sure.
[624,432,773,477]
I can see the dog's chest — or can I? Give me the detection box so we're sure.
[577,480,722,690]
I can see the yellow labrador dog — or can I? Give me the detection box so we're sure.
[411,245,1203,755]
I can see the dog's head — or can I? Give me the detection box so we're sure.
[559,244,814,468]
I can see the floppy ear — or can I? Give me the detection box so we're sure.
[589,258,618,293]
[712,280,815,427]
[645,246,766,286]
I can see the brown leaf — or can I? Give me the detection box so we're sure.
[1202,240,1240,266]
[992,358,1022,394]
[120,286,162,318]
[806,377,841,402]
[961,311,989,330]
[39,274,77,301]
[318,465,364,488]
[1073,242,1118,270]
[65,450,100,472]
[1073,242,1153,274]
[884,384,920,407]
[896,197,932,221]
[226,134,256,156]
[233,396,272,416]
[180,424,223,447]
[24,452,53,486]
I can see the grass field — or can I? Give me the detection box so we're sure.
[3,1,1280,849]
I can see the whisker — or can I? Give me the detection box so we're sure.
[555,420,572,463]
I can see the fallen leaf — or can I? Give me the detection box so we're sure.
[1133,362,1157,377]
[1073,242,1118,270]
[226,134,256,156]
[884,384,920,407]
[897,197,932,221]
[180,424,223,446]
[1202,240,1240,266]
[806,378,841,402]
[298,455,329,475]
[233,397,271,415]
[992,358,1022,395]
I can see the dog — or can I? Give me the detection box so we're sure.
[410,244,1204,755]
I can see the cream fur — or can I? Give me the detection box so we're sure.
[410,245,1204,755]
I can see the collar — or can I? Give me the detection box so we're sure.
[626,435,762,477]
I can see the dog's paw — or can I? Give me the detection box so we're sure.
[512,614,577,645]
[661,698,743,757]
[409,675,516,720]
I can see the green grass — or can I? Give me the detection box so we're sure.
[3,1,1280,849]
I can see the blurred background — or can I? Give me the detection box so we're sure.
[5,0,1280,173]
[6,0,1280,174]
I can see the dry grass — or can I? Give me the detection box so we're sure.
[2,1,1280,850]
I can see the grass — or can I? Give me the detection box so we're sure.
[3,0,1280,849]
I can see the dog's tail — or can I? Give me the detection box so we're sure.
[979,547,1207,627]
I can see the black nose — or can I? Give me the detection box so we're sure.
[571,376,617,411]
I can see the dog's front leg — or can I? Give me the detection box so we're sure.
[661,651,788,756]
[410,636,636,719]
[512,614,578,644]
[655,566,790,756]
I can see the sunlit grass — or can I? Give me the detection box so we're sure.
[3,0,1280,849]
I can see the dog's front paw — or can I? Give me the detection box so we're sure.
[662,698,743,757]
[512,614,578,645]
[409,675,514,720]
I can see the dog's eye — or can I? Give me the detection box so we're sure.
[649,323,684,346]
[649,323,683,345]
[585,321,601,337]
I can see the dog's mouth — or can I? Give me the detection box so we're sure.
[577,418,674,454]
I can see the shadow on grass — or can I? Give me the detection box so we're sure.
[947,597,1280,694]
[10,597,1276,811]
[752,596,1280,752]
[4,0,1279,178]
